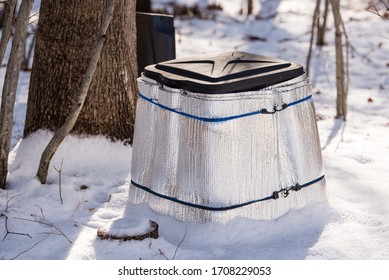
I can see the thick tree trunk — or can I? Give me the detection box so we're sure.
[24,0,138,142]
[36,0,116,184]
[0,0,33,189]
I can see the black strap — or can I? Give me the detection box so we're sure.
[131,175,325,212]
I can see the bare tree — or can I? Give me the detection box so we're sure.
[240,0,253,16]
[306,0,330,74]
[306,0,321,76]
[21,26,36,71]
[329,0,349,120]
[0,0,33,190]
[0,0,17,65]
[247,0,253,15]
[306,0,349,120]
[317,0,329,46]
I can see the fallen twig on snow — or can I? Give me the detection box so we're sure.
[53,159,64,204]
[172,226,187,260]
[156,226,187,260]
[10,236,48,260]
[366,0,389,19]
[15,205,72,244]
[1,192,31,240]
[3,192,24,212]
[1,214,32,241]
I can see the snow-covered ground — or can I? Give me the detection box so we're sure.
[1,0,388,260]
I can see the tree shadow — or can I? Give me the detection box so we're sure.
[322,118,346,150]
[257,0,283,19]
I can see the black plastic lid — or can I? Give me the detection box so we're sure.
[136,12,174,32]
[143,51,304,94]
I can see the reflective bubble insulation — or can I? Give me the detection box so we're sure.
[129,51,326,223]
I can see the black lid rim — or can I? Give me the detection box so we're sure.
[143,51,305,94]
[144,68,304,94]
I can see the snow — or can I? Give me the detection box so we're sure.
[1,0,389,260]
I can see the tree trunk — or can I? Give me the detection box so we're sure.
[24,0,138,142]
[329,0,348,120]
[316,0,329,46]
[21,27,36,71]
[306,0,321,76]
[247,0,253,15]
[0,0,33,189]
[36,0,117,184]
[0,0,17,65]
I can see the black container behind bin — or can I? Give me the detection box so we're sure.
[136,12,176,77]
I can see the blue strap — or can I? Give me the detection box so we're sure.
[138,92,312,123]
[131,175,325,212]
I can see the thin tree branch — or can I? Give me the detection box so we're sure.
[53,159,64,204]
[373,2,381,15]
[15,205,73,244]
[383,0,389,9]
[158,249,169,260]
[1,192,30,240]
[156,226,187,260]
[28,11,39,20]
[1,213,32,240]
[4,192,24,212]
[367,1,389,18]
[172,226,187,260]
[10,236,48,260]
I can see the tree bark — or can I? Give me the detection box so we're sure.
[21,27,36,71]
[24,0,138,142]
[0,0,33,189]
[316,0,329,46]
[247,0,253,15]
[306,0,321,76]
[0,0,17,65]
[36,0,117,184]
[329,0,348,120]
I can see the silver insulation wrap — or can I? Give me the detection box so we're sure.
[129,74,326,223]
